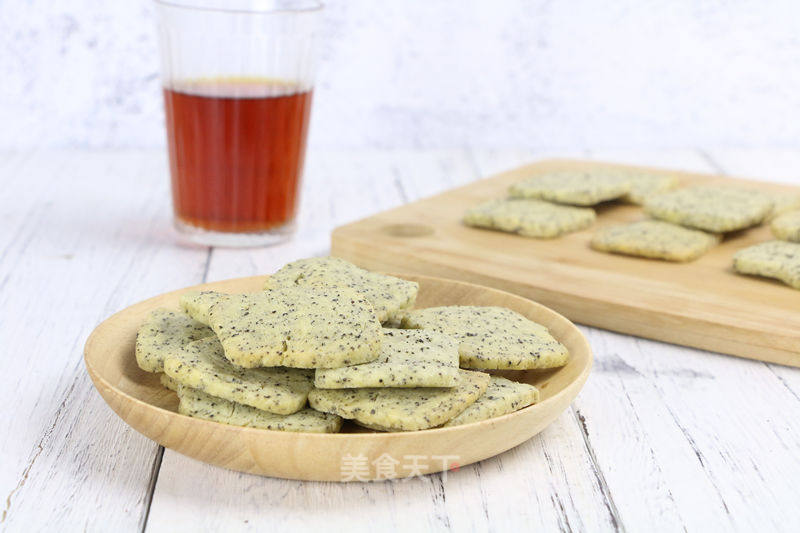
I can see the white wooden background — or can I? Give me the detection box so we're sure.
[4,0,800,150]
[2,148,800,532]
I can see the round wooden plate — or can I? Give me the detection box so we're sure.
[84,274,592,481]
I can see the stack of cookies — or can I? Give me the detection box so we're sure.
[135,257,569,433]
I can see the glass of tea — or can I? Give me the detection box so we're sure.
[155,0,321,247]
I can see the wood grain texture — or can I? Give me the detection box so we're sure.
[0,150,211,531]
[332,158,800,367]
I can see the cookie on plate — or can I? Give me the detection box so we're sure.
[207,286,382,368]
[314,329,460,389]
[590,220,720,262]
[463,198,595,238]
[308,369,490,431]
[771,210,800,242]
[443,375,539,427]
[400,306,568,370]
[164,336,315,414]
[179,291,230,325]
[508,169,631,206]
[178,386,342,433]
[644,185,773,232]
[135,308,213,373]
[732,240,800,289]
[265,257,418,324]
[160,373,180,392]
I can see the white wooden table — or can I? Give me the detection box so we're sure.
[2,147,800,532]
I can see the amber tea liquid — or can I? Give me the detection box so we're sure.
[164,79,313,233]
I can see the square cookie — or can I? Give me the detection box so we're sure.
[165,336,315,415]
[771,210,800,242]
[400,306,568,370]
[590,220,720,262]
[463,198,596,238]
[178,386,342,433]
[135,308,213,373]
[308,369,490,431]
[644,185,773,232]
[314,329,459,389]
[508,169,631,206]
[180,291,230,325]
[733,240,800,290]
[623,172,679,205]
[160,373,180,391]
[207,286,382,369]
[443,375,539,427]
[766,192,800,220]
[264,257,418,324]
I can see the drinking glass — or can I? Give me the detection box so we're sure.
[155,0,321,246]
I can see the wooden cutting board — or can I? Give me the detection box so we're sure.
[331,159,800,368]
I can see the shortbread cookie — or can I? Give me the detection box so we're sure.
[314,329,459,389]
[160,373,180,392]
[766,193,800,220]
[590,220,720,262]
[207,286,382,368]
[443,376,540,427]
[179,291,229,325]
[463,198,595,238]
[508,169,630,206]
[732,240,800,289]
[135,308,213,373]
[401,306,568,370]
[164,337,315,414]
[178,386,342,433]
[771,211,800,242]
[644,186,773,232]
[308,369,490,431]
[264,257,418,323]
[623,172,679,204]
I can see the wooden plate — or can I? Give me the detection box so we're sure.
[84,274,591,481]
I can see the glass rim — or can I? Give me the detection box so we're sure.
[154,0,323,15]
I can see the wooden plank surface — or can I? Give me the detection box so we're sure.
[2,148,800,532]
[331,158,800,367]
[0,150,210,531]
